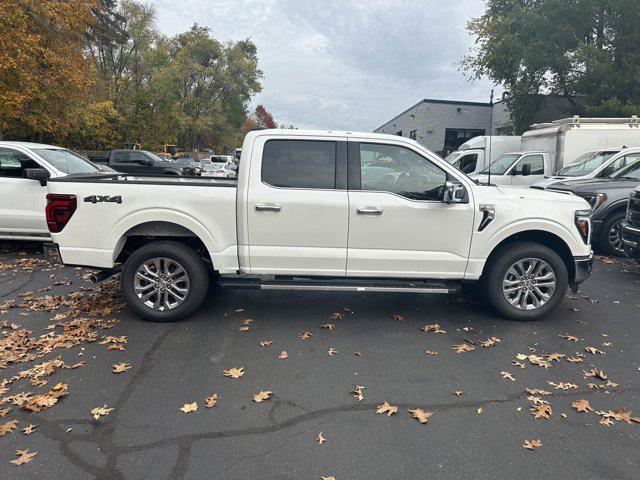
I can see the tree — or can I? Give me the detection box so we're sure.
[0,0,98,140]
[254,105,277,128]
[462,0,640,133]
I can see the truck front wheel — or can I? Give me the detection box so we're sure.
[122,241,209,322]
[484,242,568,321]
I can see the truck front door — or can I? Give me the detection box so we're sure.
[346,140,475,278]
[508,154,546,187]
[246,137,348,275]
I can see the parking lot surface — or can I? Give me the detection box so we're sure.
[1,242,639,480]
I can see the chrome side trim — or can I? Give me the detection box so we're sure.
[260,284,451,294]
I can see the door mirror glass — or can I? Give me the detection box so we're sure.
[521,163,531,176]
[443,181,466,204]
[24,168,50,186]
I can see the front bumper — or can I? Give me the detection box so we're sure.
[569,254,593,292]
[621,221,640,260]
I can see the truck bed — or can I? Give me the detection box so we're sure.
[46,173,239,272]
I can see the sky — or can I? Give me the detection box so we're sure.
[149,0,497,131]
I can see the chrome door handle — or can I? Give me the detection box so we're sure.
[255,203,282,212]
[357,207,383,215]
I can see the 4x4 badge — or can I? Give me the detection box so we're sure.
[83,195,122,204]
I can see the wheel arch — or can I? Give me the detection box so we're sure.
[112,218,215,267]
[482,230,575,281]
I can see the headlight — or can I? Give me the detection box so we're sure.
[579,192,606,211]
[574,209,592,244]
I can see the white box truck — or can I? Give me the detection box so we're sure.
[445,135,521,174]
[521,116,640,174]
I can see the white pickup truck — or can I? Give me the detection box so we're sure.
[470,151,555,187]
[44,130,594,322]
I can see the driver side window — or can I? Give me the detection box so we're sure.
[511,154,544,175]
[359,143,447,201]
[0,148,40,178]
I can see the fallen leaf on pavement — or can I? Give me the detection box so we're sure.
[327,347,338,356]
[512,361,526,368]
[351,386,365,402]
[21,425,37,435]
[0,407,10,418]
[10,449,37,465]
[223,367,245,378]
[476,407,484,415]
[316,432,326,444]
[546,353,565,362]
[572,399,594,413]
[112,362,132,373]
[259,340,273,347]
[453,343,474,353]
[253,391,272,403]
[0,420,18,437]
[330,312,344,321]
[279,351,288,359]
[523,439,542,450]
[480,337,500,347]
[376,401,398,417]
[180,402,198,413]
[321,476,336,480]
[548,381,578,390]
[525,388,551,396]
[559,334,579,342]
[454,390,462,396]
[320,323,334,330]
[205,393,219,408]
[566,356,583,363]
[531,404,552,419]
[583,368,607,380]
[393,314,404,322]
[299,331,313,340]
[425,350,438,356]
[422,324,446,334]
[600,417,614,426]
[408,408,433,424]
[500,371,516,381]
[90,406,114,420]
[585,346,604,355]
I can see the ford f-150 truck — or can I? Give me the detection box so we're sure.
[43,130,594,322]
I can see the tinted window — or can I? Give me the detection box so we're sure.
[457,154,478,174]
[512,154,544,175]
[32,148,99,174]
[113,152,127,162]
[359,143,447,201]
[0,148,40,178]
[130,152,147,162]
[262,140,336,189]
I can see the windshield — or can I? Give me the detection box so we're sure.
[479,153,521,175]
[445,152,463,165]
[33,148,100,174]
[142,151,166,163]
[555,151,618,176]
[612,159,640,180]
[204,162,226,171]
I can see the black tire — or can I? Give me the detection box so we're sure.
[483,242,568,321]
[597,211,626,257]
[122,241,209,322]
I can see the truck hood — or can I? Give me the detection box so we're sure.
[490,184,588,207]
[530,175,580,189]
[550,177,640,194]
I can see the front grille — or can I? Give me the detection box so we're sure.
[629,192,640,226]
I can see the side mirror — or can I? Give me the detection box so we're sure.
[443,180,466,204]
[520,163,531,176]
[24,168,50,186]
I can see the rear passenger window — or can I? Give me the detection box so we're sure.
[262,140,336,189]
[0,148,40,178]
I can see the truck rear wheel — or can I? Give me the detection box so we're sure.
[484,242,568,321]
[122,241,209,322]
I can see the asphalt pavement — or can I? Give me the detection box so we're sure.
[1,242,639,480]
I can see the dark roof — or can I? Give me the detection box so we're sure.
[374,98,495,131]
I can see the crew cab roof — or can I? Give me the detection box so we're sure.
[0,141,65,149]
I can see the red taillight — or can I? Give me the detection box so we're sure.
[46,194,77,233]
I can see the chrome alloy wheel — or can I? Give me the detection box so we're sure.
[133,257,190,311]
[608,219,625,254]
[502,258,556,310]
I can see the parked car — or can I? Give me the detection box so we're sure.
[470,151,553,187]
[0,141,107,241]
[547,160,640,256]
[621,185,640,261]
[201,161,237,178]
[531,148,639,190]
[445,135,522,175]
[93,150,196,176]
[44,129,593,322]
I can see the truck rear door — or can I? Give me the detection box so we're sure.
[245,136,348,276]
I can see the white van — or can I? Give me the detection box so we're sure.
[445,135,521,175]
